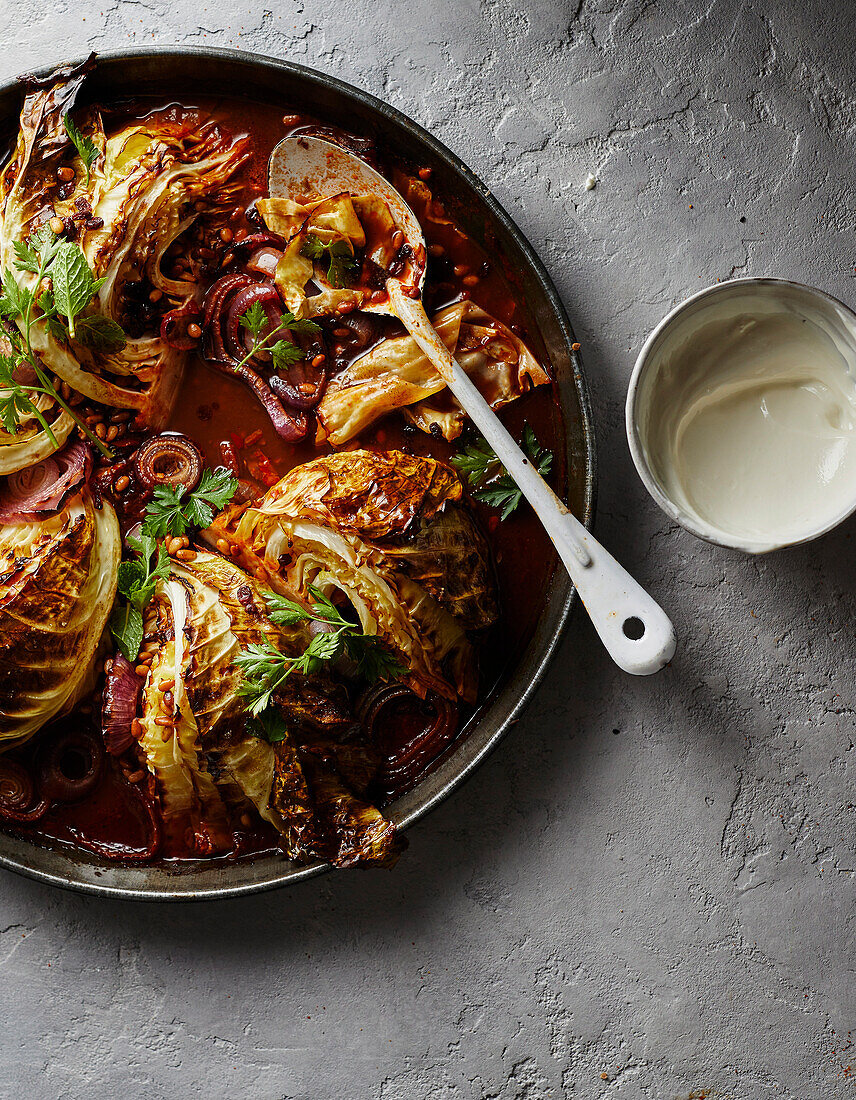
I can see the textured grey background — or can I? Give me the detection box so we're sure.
[0,1,854,1097]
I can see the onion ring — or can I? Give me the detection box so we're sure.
[133,433,203,492]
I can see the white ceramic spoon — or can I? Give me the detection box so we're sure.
[269,136,676,674]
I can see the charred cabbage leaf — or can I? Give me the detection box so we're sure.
[317,301,550,444]
[206,450,497,703]
[131,547,403,866]
[135,551,301,853]
[258,191,398,319]
[0,489,120,747]
[0,59,249,439]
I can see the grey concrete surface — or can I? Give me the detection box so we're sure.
[0,1,854,1097]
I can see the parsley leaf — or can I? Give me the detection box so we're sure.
[245,706,288,744]
[450,437,501,485]
[0,269,32,320]
[237,586,406,715]
[12,227,61,275]
[239,299,267,339]
[271,340,305,369]
[264,591,312,627]
[280,311,321,336]
[301,233,358,288]
[63,114,99,186]
[0,388,34,435]
[232,306,320,380]
[143,467,238,538]
[452,423,553,521]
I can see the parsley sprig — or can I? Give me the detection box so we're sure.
[0,225,121,458]
[236,299,319,372]
[143,467,239,539]
[62,114,99,186]
[108,533,171,661]
[236,585,407,718]
[300,233,359,288]
[451,423,553,521]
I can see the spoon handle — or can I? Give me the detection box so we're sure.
[388,283,676,675]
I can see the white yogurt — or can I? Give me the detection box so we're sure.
[630,281,856,552]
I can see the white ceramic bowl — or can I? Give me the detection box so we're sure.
[626,278,856,553]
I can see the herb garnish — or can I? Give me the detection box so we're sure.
[236,299,319,371]
[62,114,99,186]
[0,226,122,458]
[301,234,358,289]
[451,423,553,521]
[142,467,239,539]
[245,707,288,745]
[108,533,171,661]
[236,585,407,718]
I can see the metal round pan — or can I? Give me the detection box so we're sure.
[0,47,596,899]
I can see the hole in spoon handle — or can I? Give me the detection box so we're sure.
[557,528,677,675]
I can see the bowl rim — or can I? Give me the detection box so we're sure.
[626,275,856,554]
[0,45,596,900]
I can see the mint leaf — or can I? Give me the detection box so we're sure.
[109,604,144,663]
[74,313,126,352]
[51,242,102,337]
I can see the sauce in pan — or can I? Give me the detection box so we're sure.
[5,93,565,868]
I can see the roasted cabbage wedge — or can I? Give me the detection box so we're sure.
[206,450,497,704]
[0,489,120,747]
[0,59,249,441]
[135,550,402,865]
[316,301,550,443]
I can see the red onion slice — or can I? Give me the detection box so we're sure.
[0,441,92,522]
[225,282,283,361]
[160,298,203,350]
[225,231,286,257]
[102,655,143,755]
[205,357,307,441]
[246,246,283,278]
